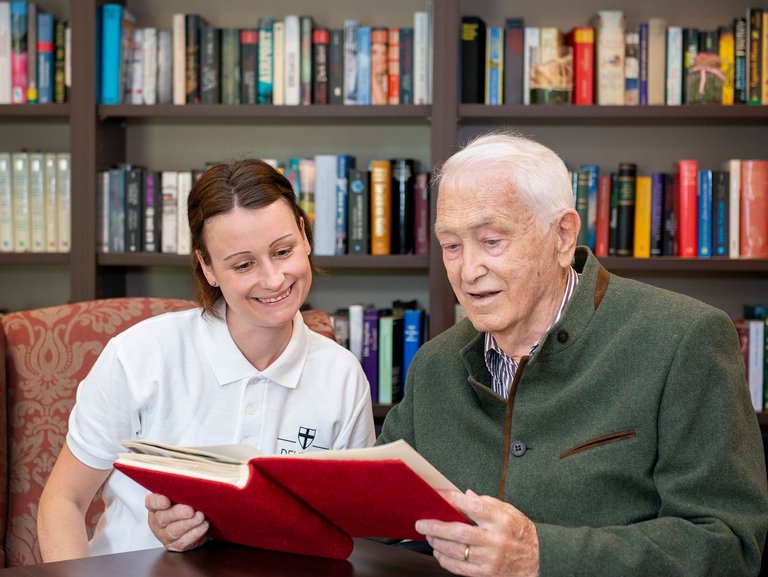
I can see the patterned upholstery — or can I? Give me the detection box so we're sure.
[0,298,336,567]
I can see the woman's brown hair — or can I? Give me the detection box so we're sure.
[188,158,313,318]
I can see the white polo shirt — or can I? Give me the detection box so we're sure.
[67,303,375,556]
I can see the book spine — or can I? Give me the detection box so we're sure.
[53,17,66,103]
[681,27,698,104]
[143,170,160,252]
[569,26,595,105]
[347,303,364,361]
[35,12,53,103]
[257,18,274,104]
[662,173,677,256]
[272,21,284,105]
[391,158,415,254]
[638,22,649,105]
[313,154,337,256]
[386,27,400,105]
[284,15,300,105]
[594,174,611,257]
[172,13,185,105]
[649,172,665,256]
[711,170,729,257]
[676,159,699,258]
[696,169,712,258]
[402,309,423,393]
[748,320,765,411]
[176,171,192,255]
[377,315,394,405]
[583,164,599,248]
[125,166,143,252]
[608,172,619,255]
[0,3,11,104]
[184,14,202,104]
[726,158,741,257]
[28,153,44,252]
[10,0,27,103]
[347,168,369,254]
[504,18,524,105]
[312,27,329,104]
[575,168,590,247]
[11,152,29,251]
[298,158,316,226]
[221,28,241,105]
[329,28,343,104]
[484,26,503,105]
[665,26,683,105]
[42,153,57,252]
[0,153,12,252]
[370,160,392,255]
[748,8,763,105]
[413,11,429,104]
[126,27,143,104]
[633,175,651,258]
[161,170,178,253]
[335,154,355,256]
[595,10,625,105]
[142,27,158,105]
[719,25,735,106]
[356,26,371,105]
[623,29,639,105]
[413,172,429,256]
[740,160,768,257]
[460,16,485,104]
[156,29,172,104]
[361,308,379,403]
[616,163,637,256]
[99,4,122,104]
[108,166,125,252]
[398,27,413,104]
[25,0,34,102]
[647,17,667,105]
[734,18,748,104]
[299,15,313,106]
[370,27,387,105]
[240,29,258,104]
[522,26,539,105]
[200,26,221,104]
[55,153,70,252]
[342,19,358,104]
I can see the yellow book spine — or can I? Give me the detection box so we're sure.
[763,12,768,104]
[633,176,652,258]
[719,27,735,105]
[370,160,392,255]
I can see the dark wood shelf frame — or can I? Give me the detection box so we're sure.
[0,253,70,265]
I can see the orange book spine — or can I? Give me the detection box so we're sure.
[740,160,768,257]
[568,26,595,104]
[387,27,400,104]
[370,160,392,255]
[676,159,698,257]
[594,174,611,257]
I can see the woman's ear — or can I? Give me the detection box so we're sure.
[196,250,217,286]
[299,216,312,255]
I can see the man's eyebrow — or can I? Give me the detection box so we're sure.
[434,218,496,234]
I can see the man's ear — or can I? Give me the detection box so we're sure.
[555,209,580,267]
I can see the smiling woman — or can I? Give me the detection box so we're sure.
[36,159,376,563]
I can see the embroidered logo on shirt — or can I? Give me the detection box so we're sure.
[298,426,316,449]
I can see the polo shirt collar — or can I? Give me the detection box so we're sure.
[200,301,308,389]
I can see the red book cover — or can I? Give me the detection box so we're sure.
[676,159,699,257]
[387,27,400,104]
[114,439,468,560]
[567,26,594,105]
[740,160,768,257]
[594,173,611,257]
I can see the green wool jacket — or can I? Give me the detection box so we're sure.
[379,247,768,577]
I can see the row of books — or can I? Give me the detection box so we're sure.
[330,301,427,405]
[461,8,767,106]
[0,1,68,104]
[98,5,432,106]
[0,151,71,253]
[573,158,768,259]
[735,304,768,412]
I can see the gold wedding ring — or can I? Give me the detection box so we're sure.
[464,544,470,563]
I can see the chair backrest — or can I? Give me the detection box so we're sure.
[0,298,336,567]
[0,297,196,567]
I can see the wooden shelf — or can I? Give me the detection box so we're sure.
[98,252,429,271]
[0,103,70,118]
[597,257,768,274]
[0,253,70,265]
[757,412,768,430]
[459,104,768,126]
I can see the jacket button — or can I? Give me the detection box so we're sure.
[511,440,527,457]
[557,330,569,343]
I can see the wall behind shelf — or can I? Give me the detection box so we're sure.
[0,267,70,312]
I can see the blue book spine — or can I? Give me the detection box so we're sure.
[356,26,371,105]
[36,12,54,103]
[579,163,599,249]
[712,171,729,257]
[100,3,123,104]
[486,27,503,105]
[361,308,379,402]
[335,154,355,255]
[697,169,712,258]
[402,309,423,389]
[650,172,665,256]
[257,18,274,104]
[638,22,649,105]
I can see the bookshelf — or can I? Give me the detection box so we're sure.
[1,0,767,425]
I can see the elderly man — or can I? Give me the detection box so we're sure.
[377,132,768,576]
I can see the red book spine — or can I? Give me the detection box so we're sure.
[740,160,768,257]
[676,159,699,257]
[594,174,611,257]
[387,27,400,104]
[568,26,594,105]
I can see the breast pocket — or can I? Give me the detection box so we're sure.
[559,428,637,459]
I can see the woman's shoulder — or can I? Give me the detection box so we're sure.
[111,306,206,345]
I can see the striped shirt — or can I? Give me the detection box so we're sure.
[484,266,580,399]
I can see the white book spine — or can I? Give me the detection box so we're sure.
[172,14,185,105]
[0,2,11,104]
[142,27,158,105]
[348,304,364,361]
[56,153,70,252]
[176,171,192,255]
[413,11,429,105]
[11,152,30,252]
[98,169,110,253]
[523,27,540,105]
[43,154,58,252]
[595,10,625,105]
[284,15,300,106]
[272,21,285,105]
[28,153,45,252]
[343,19,358,104]
[0,152,11,251]
[312,154,337,256]
[129,27,144,104]
[727,159,741,258]
[161,170,178,253]
[157,29,173,105]
[665,26,682,105]
[748,320,764,411]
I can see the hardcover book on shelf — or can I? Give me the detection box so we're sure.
[99,3,135,104]
[342,19,358,105]
[460,15,485,104]
[575,168,590,247]
[413,172,429,256]
[711,170,729,257]
[734,18,747,104]
[176,171,192,255]
[184,14,207,104]
[697,169,713,258]
[662,172,677,256]
[747,319,764,411]
[347,168,369,255]
[25,0,35,102]
[172,13,185,105]
[399,27,414,104]
[568,26,594,105]
[370,27,387,105]
[220,28,240,105]
[647,17,667,105]
[484,26,503,105]
[740,159,768,258]
[413,9,430,104]
[329,28,343,104]
[725,158,741,257]
[665,26,683,106]
[257,18,274,104]
[387,27,400,104]
[522,26,540,105]
[676,159,699,258]
[608,172,618,255]
[11,152,29,252]
[504,18,524,105]
[356,25,371,105]
[594,10,625,105]
[334,154,355,256]
[747,8,762,105]
[0,153,11,252]
[36,11,53,103]
[312,27,329,104]
[299,15,313,106]
[298,158,316,227]
[615,162,637,257]
[594,174,611,258]
[369,160,392,255]
[141,27,157,105]
[312,154,337,256]
[125,27,143,104]
[157,28,172,104]
[53,17,66,103]
[391,158,415,255]
[108,166,126,253]
[650,172,665,257]
[56,153,70,252]
[718,24,735,105]
[28,153,44,253]
[240,28,258,104]
[125,166,143,253]
[160,170,178,254]
[623,29,639,105]
[633,175,651,258]
[378,311,394,405]
[10,0,27,103]
[284,15,300,106]
[114,438,467,560]
[272,20,285,105]
[143,170,161,253]
[361,307,379,402]
[638,22,649,104]
[0,3,10,104]
[403,308,423,388]
[199,26,221,104]
[347,303,364,361]
[43,153,57,252]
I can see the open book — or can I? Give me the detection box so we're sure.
[114,439,468,559]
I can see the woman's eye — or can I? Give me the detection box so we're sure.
[274,247,294,258]
[234,261,253,272]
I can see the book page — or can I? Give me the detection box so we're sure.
[121,439,261,464]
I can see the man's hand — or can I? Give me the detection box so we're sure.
[145,493,210,552]
[415,489,539,577]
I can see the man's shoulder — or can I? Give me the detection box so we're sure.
[419,318,479,357]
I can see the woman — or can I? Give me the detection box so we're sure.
[37,159,375,561]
